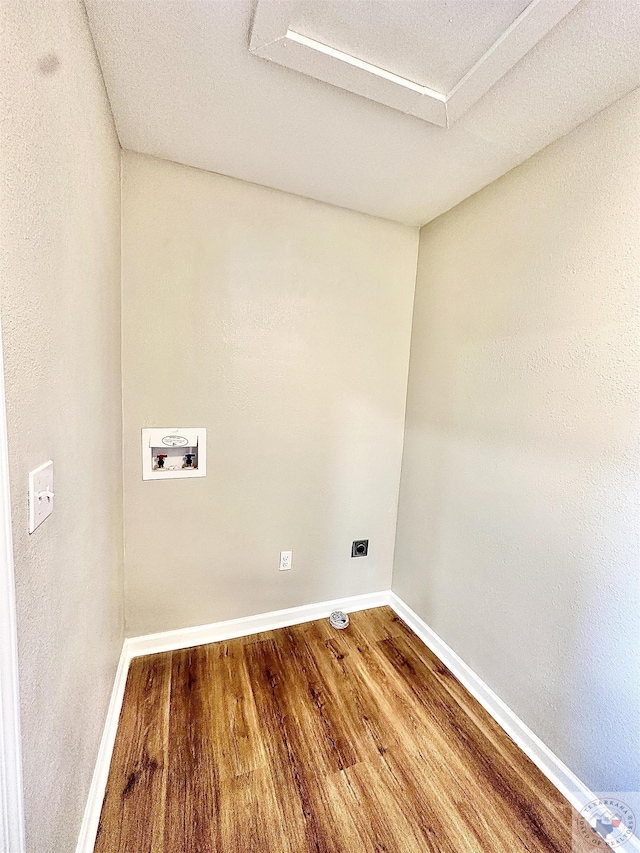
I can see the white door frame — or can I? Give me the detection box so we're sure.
[0,317,26,853]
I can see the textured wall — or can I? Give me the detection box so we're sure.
[121,151,417,635]
[394,89,640,793]
[0,2,123,851]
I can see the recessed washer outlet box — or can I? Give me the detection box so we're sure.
[142,428,206,480]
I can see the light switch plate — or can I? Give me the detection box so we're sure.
[28,460,54,533]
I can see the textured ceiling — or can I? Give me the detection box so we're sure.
[85,0,640,225]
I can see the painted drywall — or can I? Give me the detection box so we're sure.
[394,88,640,793]
[121,151,417,635]
[0,2,123,851]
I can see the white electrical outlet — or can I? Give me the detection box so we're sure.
[279,550,292,571]
[28,460,54,533]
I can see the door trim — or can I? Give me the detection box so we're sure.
[0,317,26,853]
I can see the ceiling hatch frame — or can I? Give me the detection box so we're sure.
[249,0,581,127]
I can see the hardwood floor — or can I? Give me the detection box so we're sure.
[95,606,595,852]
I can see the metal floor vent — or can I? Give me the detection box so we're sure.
[329,610,349,630]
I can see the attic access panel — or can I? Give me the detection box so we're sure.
[249,0,581,127]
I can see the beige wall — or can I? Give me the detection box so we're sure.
[394,89,640,793]
[121,151,417,635]
[0,2,123,851]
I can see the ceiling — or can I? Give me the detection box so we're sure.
[85,0,640,225]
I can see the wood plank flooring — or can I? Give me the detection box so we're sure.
[95,606,595,852]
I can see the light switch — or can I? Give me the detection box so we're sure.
[28,461,54,533]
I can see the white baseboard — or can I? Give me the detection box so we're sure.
[77,589,638,853]
[125,590,390,658]
[75,643,133,853]
[388,592,640,852]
